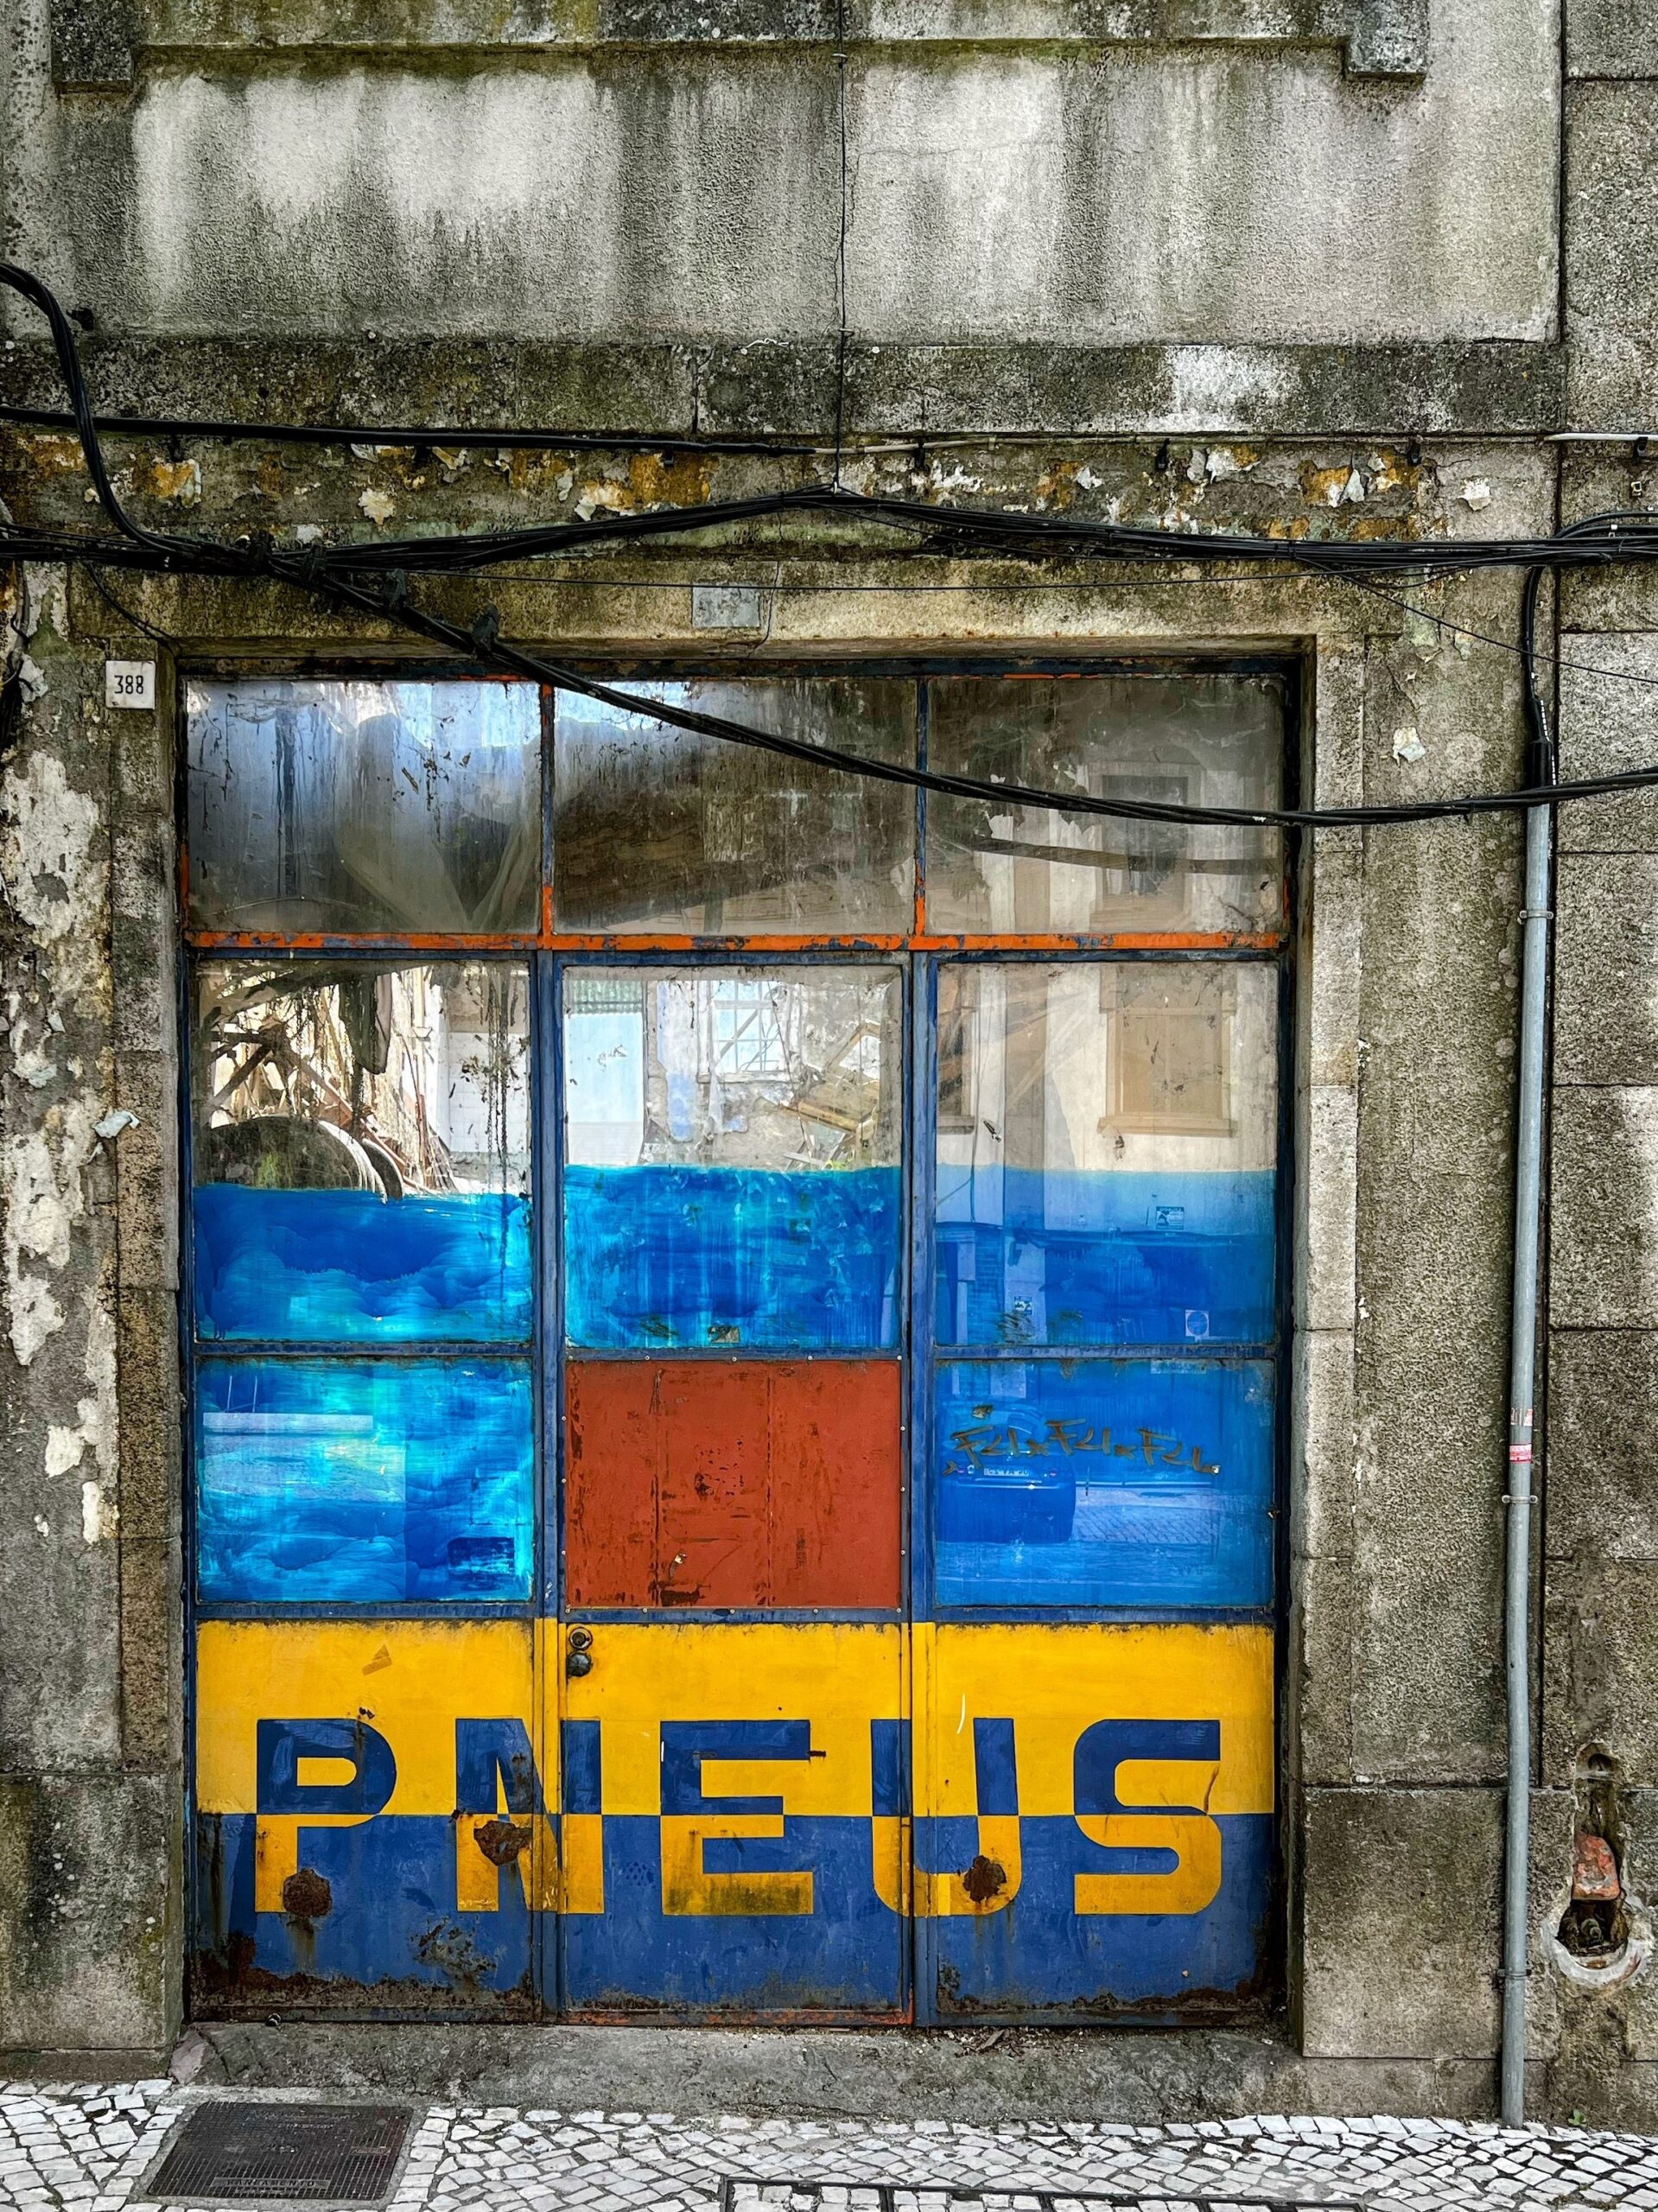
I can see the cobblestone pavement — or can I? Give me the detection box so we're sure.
[4,2083,1658,2211]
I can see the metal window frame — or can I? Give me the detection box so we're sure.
[177,651,1299,2031]
[181,654,1293,959]
[916,940,1287,1627]
[550,944,912,1630]
[181,947,543,1626]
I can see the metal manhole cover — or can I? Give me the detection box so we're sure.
[721,2188,1369,2211]
[137,2101,411,2204]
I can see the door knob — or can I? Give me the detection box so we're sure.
[566,1626,594,1678]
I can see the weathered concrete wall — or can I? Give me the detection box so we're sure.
[0,563,183,2069]
[1543,462,1658,2124]
[0,0,1655,2128]
[7,3,1557,346]
[1526,5,1658,2121]
[0,425,1536,2101]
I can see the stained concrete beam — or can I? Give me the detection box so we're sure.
[25,21,1555,347]
[66,0,1428,77]
[0,335,1568,439]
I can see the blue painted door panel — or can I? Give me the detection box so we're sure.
[935,1167,1276,1348]
[555,1624,909,2020]
[562,1163,901,1351]
[194,1358,535,1605]
[194,1187,532,1342]
[194,1811,537,2012]
[559,1815,905,2017]
[924,1812,1274,2018]
[931,1358,1276,1611]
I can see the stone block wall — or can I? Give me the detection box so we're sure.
[0,573,182,2071]
[1523,4,1658,2119]
[0,0,1656,2125]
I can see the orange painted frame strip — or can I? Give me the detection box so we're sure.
[185,928,1286,955]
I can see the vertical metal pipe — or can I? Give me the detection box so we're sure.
[1501,573,1554,2126]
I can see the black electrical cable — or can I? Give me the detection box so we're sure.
[2,257,1655,836]
[274,560,1658,833]
[189,481,1658,582]
[8,255,1658,586]
[0,399,823,460]
[1521,564,1554,787]
[20,515,1655,835]
[3,511,1652,693]
[0,267,195,565]
[21,512,1658,715]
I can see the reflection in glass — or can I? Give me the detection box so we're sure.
[925,674,1285,936]
[563,965,902,1349]
[935,962,1277,1347]
[187,679,541,932]
[554,679,915,933]
[933,1358,1274,1610]
[192,962,530,1341]
[195,1357,534,1604]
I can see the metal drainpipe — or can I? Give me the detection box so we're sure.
[1501,567,1554,2126]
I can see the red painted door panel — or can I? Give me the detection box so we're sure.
[565,1359,902,1610]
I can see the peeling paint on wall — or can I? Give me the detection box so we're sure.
[3,1102,99,1366]
[44,1289,118,1539]
[1,750,105,1015]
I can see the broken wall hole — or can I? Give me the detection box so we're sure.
[1556,1746,1636,1974]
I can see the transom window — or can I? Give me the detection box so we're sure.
[184,667,1286,944]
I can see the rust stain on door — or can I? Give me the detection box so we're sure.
[564,1358,902,1609]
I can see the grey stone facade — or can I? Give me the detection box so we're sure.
[1,0,1656,2125]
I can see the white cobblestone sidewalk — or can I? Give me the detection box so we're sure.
[4,2084,1658,2212]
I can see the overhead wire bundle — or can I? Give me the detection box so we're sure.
[14,257,1658,829]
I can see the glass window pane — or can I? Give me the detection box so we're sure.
[192,961,531,1342]
[554,679,915,933]
[563,964,902,1349]
[194,1357,534,1604]
[933,1357,1274,1610]
[187,679,542,932]
[925,673,1285,936]
[935,961,1277,1348]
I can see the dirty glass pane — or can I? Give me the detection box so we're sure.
[191,961,531,1341]
[186,679,541,932]
[924,673,1285,936]
[932,1358,1274,1612]
[935,960,1277,1348]
[562,964,902,1349]
[194,1357,534,1604]
[554,679,915,933]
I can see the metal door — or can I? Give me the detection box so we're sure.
[912,954,1280,2019]
[188,950,545,2015]
[183,664,1287,2025]
[554,960,910,2018]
